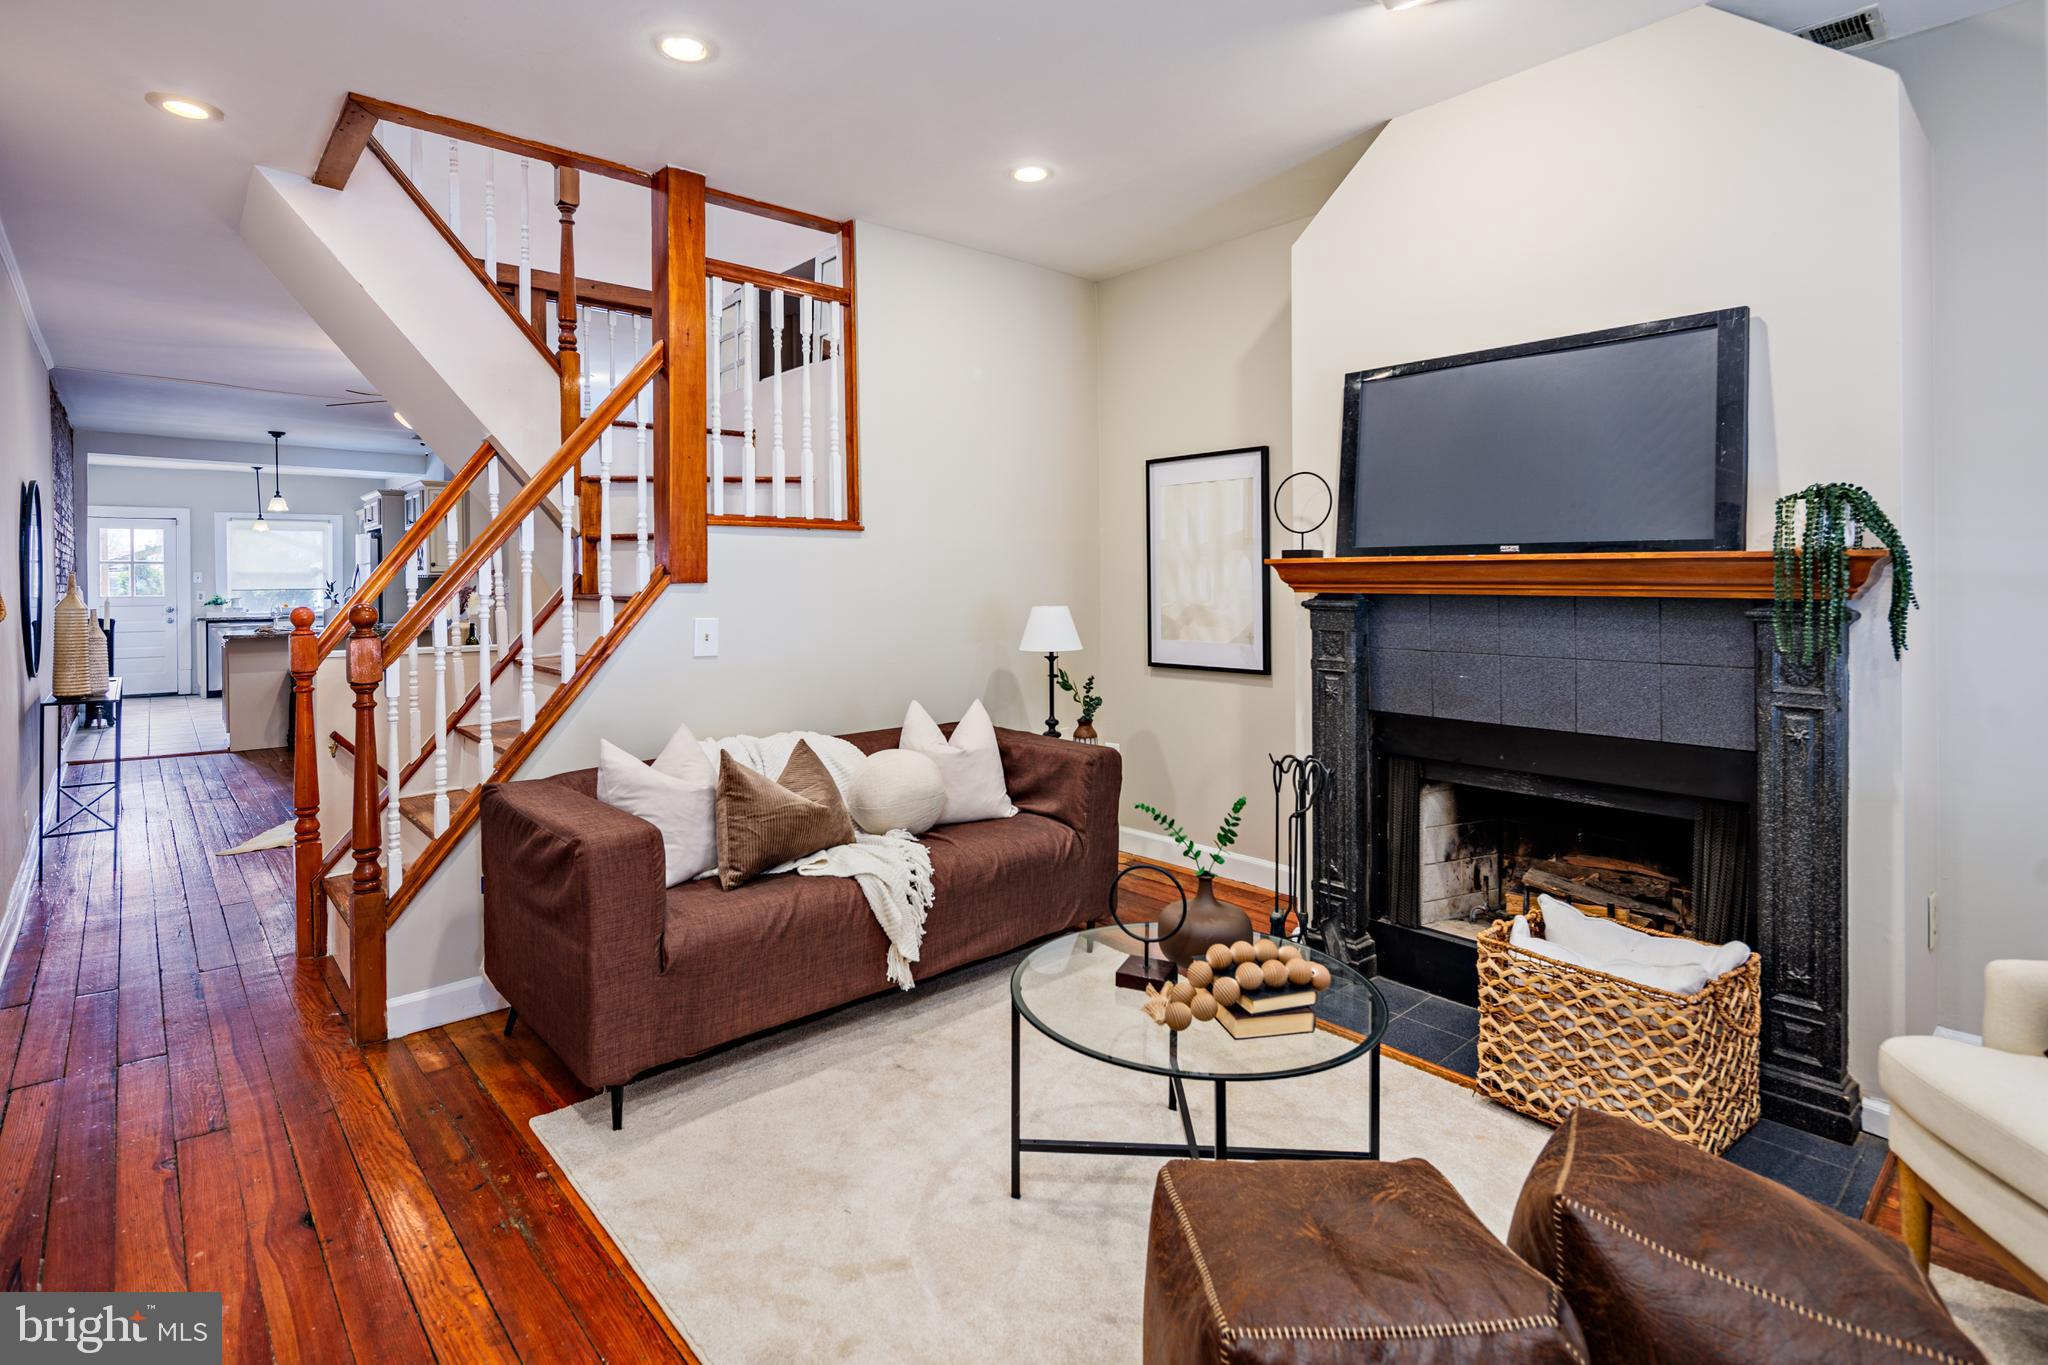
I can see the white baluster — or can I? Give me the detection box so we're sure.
[519,513,537,729]
[446,494,463,715]
[770,288,786,519]
[707,279,723,519]
[476,557,494,778]
[385,659,402,894]
[404,559,421,758]
[560,470,578,681]
[741,282,757,517]
[829,299,845,522]
[432,611,451,834]
[446,138,460,244]
[518,158,532,320]
[635,313,652,585]
[800,295,816,519]
[598,310,616,635]
[486,459,505,645]
[483,150,497,289]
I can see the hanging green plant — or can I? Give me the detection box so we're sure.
[1771,482,1917,664]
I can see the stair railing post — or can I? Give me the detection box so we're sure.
[555,166,582,441]
[289,606,323,958]
[650,164,709,583]
[345,603,388,1043]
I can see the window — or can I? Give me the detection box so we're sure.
[220,515,337,614]
[97,525,167,598]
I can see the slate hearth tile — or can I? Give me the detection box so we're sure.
[1661,664,1754,751]
[1724,1136,1851,1208]
[1574,598,1661,662]
[1385,1014,1466,1065]
[1403,994,1479,1040]
[1368,649,1434,717]
[1576,660,1661,740]
[1432,652,1502,724]
[1370,976,1430,1016]
[1367,596,1433,651]
[1745,1117,1863,1170]
[1501,655,1576,732]
[1439,1039,1480,1080]
[1497,597,1577,658]
[1430,596,1500,654]
[1660,598,1756,667]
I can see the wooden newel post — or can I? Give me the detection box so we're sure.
[650,164,708,583]
[556,166,582,442]
[344,603,388,1043]
[288,606,323,958]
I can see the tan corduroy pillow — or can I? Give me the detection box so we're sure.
[714,740,858,890]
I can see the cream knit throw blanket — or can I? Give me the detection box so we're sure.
[704,730,936,990]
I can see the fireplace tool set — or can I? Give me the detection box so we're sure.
[1268,754,1325,943]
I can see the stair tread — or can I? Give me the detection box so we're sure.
[320,874,355,929]
[398,788,474,836]
[572,592,636,601]
[453,719,523,743]
[532,654,562,676]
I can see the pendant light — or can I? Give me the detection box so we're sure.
[266,429,290,512]
[250,465,270,533]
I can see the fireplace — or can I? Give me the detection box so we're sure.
[1299,589,1861,1141]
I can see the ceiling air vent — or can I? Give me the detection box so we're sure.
[1797,7,1887,50]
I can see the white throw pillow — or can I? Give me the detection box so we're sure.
[1537,893,1751,980]
[1510,914,1710,995]
[597,738,716,886]
[847,749,947,835]
[900,699,1016,824]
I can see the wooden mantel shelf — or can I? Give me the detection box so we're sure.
[1267,550,1888,600]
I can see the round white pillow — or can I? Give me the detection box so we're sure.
[847,749,947,835]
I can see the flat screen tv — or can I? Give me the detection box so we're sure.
[1337,309,1748,556]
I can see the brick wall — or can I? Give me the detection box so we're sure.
[48,381,74,593]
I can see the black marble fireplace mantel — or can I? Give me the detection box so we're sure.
[1301,590,1862,1142]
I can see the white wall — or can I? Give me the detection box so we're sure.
[1095,219,1304,879]
[1870,0,2048,1031]
[0,239,57,933]
[383,221,1100,1016]
[1290,6,1935,1103]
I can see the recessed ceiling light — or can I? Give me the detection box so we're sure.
[145,91,223,121]
[1378,0,1442,10]
[1011,165,1051,184]
[392,411,412,430]
[658,34,712,63]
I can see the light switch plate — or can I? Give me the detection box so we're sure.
[693,617,719,657]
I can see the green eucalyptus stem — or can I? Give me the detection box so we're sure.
[1134,797,1247,880]
[1771,482,1917,665]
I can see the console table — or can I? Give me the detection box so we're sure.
[38,677,122,880]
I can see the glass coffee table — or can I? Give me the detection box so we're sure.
[1009,926,1388,1197]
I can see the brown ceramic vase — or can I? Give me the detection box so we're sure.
[1158,876,1246,967]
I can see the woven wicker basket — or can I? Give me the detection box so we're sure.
[1476,908,1760,1154]
[51,575,102,698]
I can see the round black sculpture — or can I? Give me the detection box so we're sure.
[19,481,42,678]
[1110,863,1188,991]
[1274,470,1332,558]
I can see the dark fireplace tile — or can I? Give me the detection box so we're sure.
[1403,994,1480,1040]
[1501,655,1576,731]
[1661,664,1754,751]
[1576,660,1661,740]
[1432,652,1502,724]
[1384,1013,1467,1065]
[1368,596,1433,651]
[1429,596,1499,654]
[1367,649,1434,717]
[1498,597,1577,658]
[1574,598,1661,662]
[1660,599,1754,667]
[1439,1038,1480,1079]
[1370,976,1431,1016]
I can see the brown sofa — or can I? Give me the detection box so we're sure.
[480,726,1121,1126]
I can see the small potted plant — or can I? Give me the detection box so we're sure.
[1057,668,1103,742]
[1134,796,1248,964]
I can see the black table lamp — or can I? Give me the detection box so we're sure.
[1019,605,1082,738]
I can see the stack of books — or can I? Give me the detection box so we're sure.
[1214,986,1318,1038]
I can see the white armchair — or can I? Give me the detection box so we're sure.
[1879,960,2048,1299]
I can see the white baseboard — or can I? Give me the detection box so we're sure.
[384,974,507,1040]
[1932,1025,1982,1046]
[1862,1096,1891,1138]
[1119,825,1289,896]
[0,758,68,991]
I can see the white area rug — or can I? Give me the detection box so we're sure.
[531,951,2046,1364]
[215,818,293,855]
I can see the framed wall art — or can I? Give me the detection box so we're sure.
[1145,446,1270,674]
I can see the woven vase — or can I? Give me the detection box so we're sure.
[85,609,110,695]
[52,575,96,697]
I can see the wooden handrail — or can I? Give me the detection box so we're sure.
[382,341,665,666]
[344,603,389,1042]
[705,259,850,306]
[316,93,651,190]
[314,439,498,659]
[706,187,842,236]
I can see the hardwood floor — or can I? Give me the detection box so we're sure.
[0,748,694,1363]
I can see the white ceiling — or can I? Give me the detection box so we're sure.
[0,0,2008,450]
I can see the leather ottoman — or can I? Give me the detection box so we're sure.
[1509,1108,1985,1364]
[1145,1158,1588,1364]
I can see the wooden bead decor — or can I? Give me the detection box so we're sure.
[1190,992,1219,1022]
[1185,960,1214,990]
[1167,979,1196,1006]
[1211,976,1241,1008]
[1286,958,1314,987]
[1234,962,1265,993]
[1141,939,1336,1035]
[1277,944,1302,963]
[1254,940,1278,964]
[1308,963,1331,991]
[1231,942,1256,965]
[1205,944,1234,972]
[1164,1000,1193,1031]
[1261,959,1289,989]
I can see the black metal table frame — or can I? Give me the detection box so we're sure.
[38,679,123,881]
[1009,994,1381,1199]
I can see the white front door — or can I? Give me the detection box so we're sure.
[88,514,185,695]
